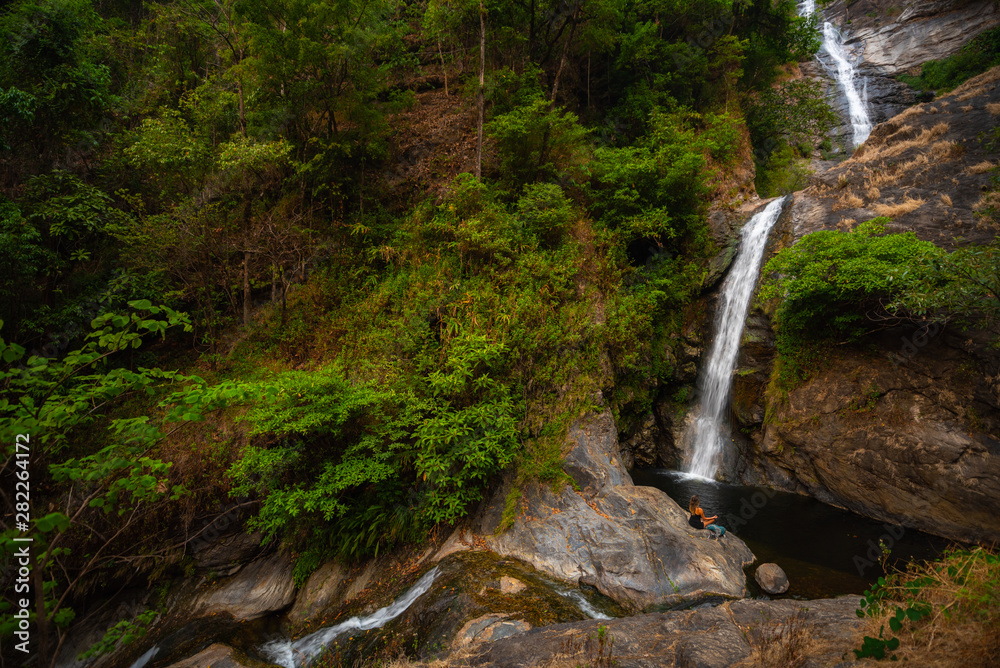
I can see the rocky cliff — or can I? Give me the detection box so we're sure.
[727,68,1000,544]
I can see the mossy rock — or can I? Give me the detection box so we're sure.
[314,551,624,665]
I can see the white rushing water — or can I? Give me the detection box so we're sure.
[685,197,787,479]
[261,567,440,668]
[800,0,872,147]
[128,645,158,668]
[821,22,872,147]
[557,588,612,620]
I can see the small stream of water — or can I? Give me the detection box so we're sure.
[685,196,787,479]
[261,567,440,667]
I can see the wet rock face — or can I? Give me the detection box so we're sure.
[448,596,865,668]
[863,68,917,125]
[846,0,1000,75]
[754,563,790,595]
[477,411,756,612]
[753,326,1000,545]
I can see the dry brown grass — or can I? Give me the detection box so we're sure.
[866,165,898,189]
[974,190,1000,213]
[953,66,1000,101]
[966,161,996,175]
[961,105,974,112]
[866,185,881,201]
[894,105,925,122]
[872,197,925,217]
[897,153,930,176]
[856,123,949,163]
[741,609,815,668]
[987,102,1000,115]
[833,191,864,210]
[861,547,1000,668]
[930,141,963,161]
[940,193,952,207]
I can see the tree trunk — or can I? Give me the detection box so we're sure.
[476,0,485,180]
[243,251,251,326]
[438,40,449,96]
[550,2,581,104]
[280,267,288,326]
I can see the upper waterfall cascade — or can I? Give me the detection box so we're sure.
[801,0,873,147]
[685,197,788,479]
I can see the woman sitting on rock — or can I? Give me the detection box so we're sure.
[688,495,725,539]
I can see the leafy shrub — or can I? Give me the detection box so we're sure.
[588,109,709,255]
[755,141,812,197]
[759,218,940,341]
[487,96,591,190]
[228,333,518,561]
[516,182,575,246]
[855,548,1000,663]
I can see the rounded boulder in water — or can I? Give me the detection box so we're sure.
[754,563,790,595]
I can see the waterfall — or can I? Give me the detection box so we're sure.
[821,22,872,147]
[685,197,787,479]
[800,0,872,147]
[260,567,440,668]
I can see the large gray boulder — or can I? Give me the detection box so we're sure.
[755,563,790,595]
[478,411,755,612]
[162,643,258,668]
[191,552,296,621]
[449,596,866,668]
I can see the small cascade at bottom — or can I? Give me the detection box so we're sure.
[261,567,440,668]
[685,197,788,480]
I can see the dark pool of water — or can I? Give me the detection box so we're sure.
[630,469,954,599]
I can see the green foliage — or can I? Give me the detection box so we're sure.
[854,548,999,661]
[228,333,517,559]
[589,109,713,254]
[899,26,1000,93]
[891,239,1000,338]
[0,0,115,163]
[516,183,576,246]
[488,96,591,190]
[754,141,812,197]
[0,303,241,665]
[78,609,158,661]
[760,218,941,341]
[745,79,837,187]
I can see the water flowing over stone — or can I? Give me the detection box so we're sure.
[557,588,612,620]
[800,0,873,147]
[261,567,440,667]
[821,22,872,147]
[686,197,787,479]
[129,645,159,668]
